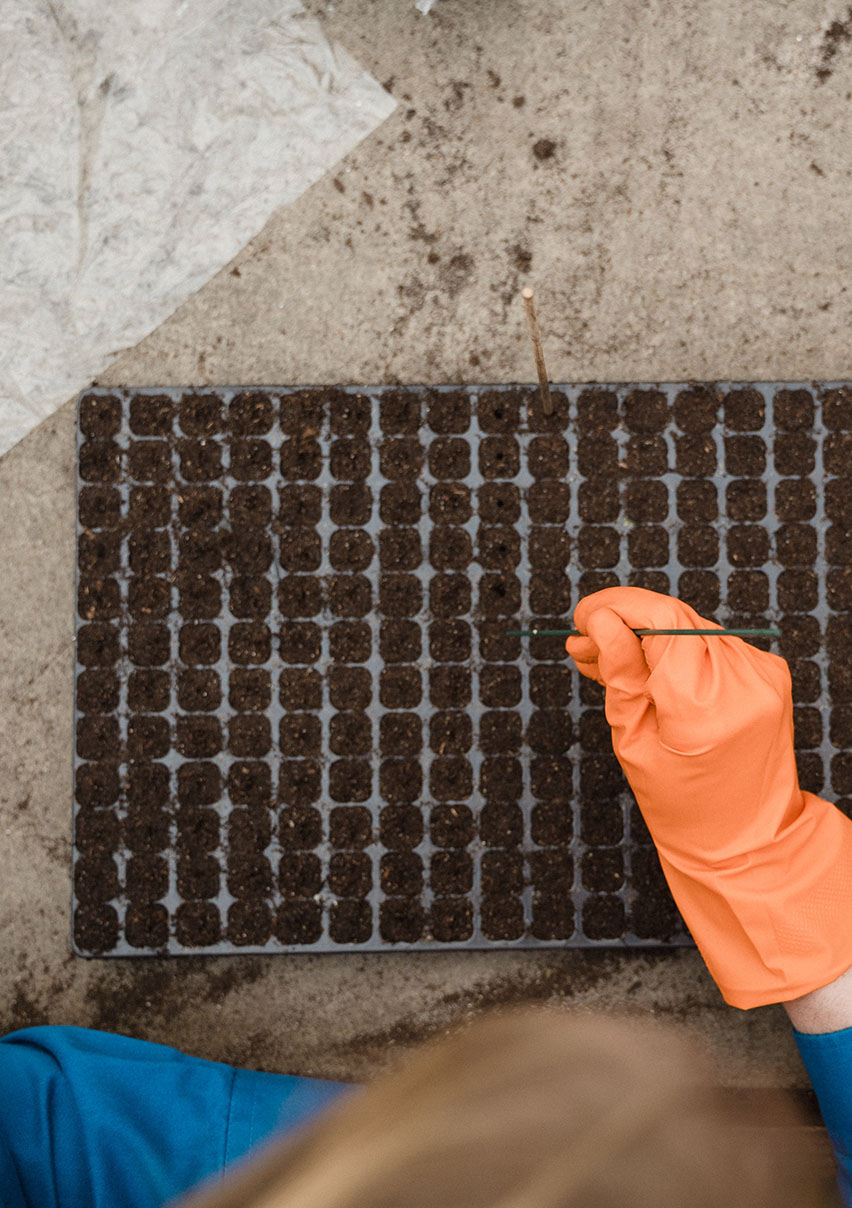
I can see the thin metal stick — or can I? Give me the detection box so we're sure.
[521,286,553,416]
[506,627,782,638]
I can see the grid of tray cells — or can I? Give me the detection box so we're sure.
[72,383,852,955]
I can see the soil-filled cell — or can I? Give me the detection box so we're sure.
[280,528,321,574]
[529,528,571,572]
[479,482,521,525]
[380,528,421,571]
[281,439,322,480]
[577,435,617,478]
[776,478,816,522]
[229,624,271,665]
[581,847,624,892]
[129,530,170,576]
[531,895,575,940]
[623,389,668,433]
[430,756,472,802]
[530,800,573,846]
[279,484,322,527]
[179,393,221,436]
[329,759,372,802]
[229,440,272,481]
[225,666,269,710]
[379,390,420,433]
[280,575,324,618]
[379,712,421,755]
[380,805,423,850]
[430,710,472,754]
[676,479,717,523]
[81,394,122,437]
[479,757,522,803]
[480,802,523,847]
[775,433,816,476]
[796,751,824,795]
[725,435,765,477]
[481,896,524,941]
[225,529,273,575]
[429,527,472,571]
[74,850,119,908]
[328,621,370,663]
[429,482,471,525]
[580,799,623,846]
[426,390,471,434]
[78,578,121,621]
[430,665,472,708]
[124,807,170,853]
[429,620,471,662]
[380,482,421,525]
[179,530,221,576]
[128,669,170,713]
[330,711,372,756]
[793,705,822,748]
[330,805,373,849]
[380,851,422,896]
[178,761,221,806]
[430,898,473,942]
[790,659,821,703]
[677,526,718,568]
[430,850,473,895]
[280,392,323,437]
[329,392,371,436]
[128,441,171,482]
[723,388,764,431]
[624,479,667,522]
[177,439,222,482]
[826,480,852,528]
[79,531,121,578]
[480,711,521,754]
[380,667,422,709]
[80,440,120,483]
[430,574,471,617]
[379,898,425,943]
[629,846,683,940]
[626,435,668,477]
[330,900,373,944]
[527,710,572,754]
[477,664,518,708]
[329,666,371,711]
[482,850,523,893]
[628,570,670,596]
[75,763,120,808]
[76,716,121,762]
[128,577,170,620]
[329,529,374,572]
[279,668,322,711]
[479,437,520,479]
[827,616,852,659]
[79,486,121,529]
[527,435,570,478]
[125,904,169,950]
[129,395,174,437]
[226,761,270,813]
[126,716,170,760]
[677,570,720,617]
[379,759,422,804]
[228,391,274,435]
[176,806,219,852]
[577,526,619,569]
[279,805,322,849]
[728,571,769,614]
[280,713,322,757]
[176,715,222,759]
[330,483,371,527]
[74,904,119,954]
[673,386,720,430]
[823,388,852,430]
[380,619,421,663]
[529,664,571,709]
[279,619,322,665]
[130,486,171,528]
[726,480,766,522]
[675,434,716,476]
[380,574,423,617]
[229,714,271,757]
[228,901,273,947]
[582,894,625,940]
[530,848,573,892]
[229,484,272,528]
[178,576,221,620]
[477,390,521,433]
[229,577,272,619]
[477,526,520,570]
[824,432,852,475]
[430,804,475,848]
[477,573,520,616]
[125,854,168,902]
[175,902,221,947]
[178,854,221,900]
[178,486,222,528]
[776,524,817,567]
[227,848,273,899]
[627,527,668,567]
[380,438,423,480]
[428,437,470,479]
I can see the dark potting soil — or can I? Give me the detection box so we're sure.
[75,383,852,953]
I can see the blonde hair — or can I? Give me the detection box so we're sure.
[179,1006,831,1208]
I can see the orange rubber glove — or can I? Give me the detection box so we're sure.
[565,586,852,1009]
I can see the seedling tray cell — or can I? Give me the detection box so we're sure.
[72,383,852,956]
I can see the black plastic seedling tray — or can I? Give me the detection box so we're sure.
[72,383,852,956]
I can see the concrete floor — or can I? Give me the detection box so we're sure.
[2,0,852,1090]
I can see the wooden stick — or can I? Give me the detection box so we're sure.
[521,286,553,416]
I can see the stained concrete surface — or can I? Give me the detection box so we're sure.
[3,0,852,1091]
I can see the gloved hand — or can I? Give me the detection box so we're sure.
[565,586,852,1009]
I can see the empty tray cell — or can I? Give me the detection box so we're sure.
[72,382,852,954]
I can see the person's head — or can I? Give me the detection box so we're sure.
[179,1005,830,1208]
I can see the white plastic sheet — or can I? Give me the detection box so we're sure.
[0,0,395,458]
